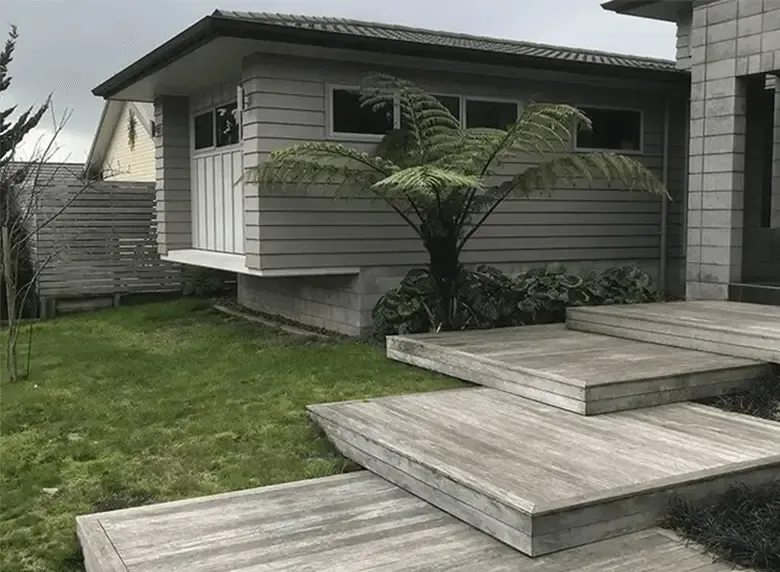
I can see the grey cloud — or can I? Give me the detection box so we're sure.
[4,0,676,162]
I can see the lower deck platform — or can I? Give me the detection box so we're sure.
[309,388,780,557]
[78,472,738,572]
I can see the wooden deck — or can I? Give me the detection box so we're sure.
[309,388,780,557]
[567,300,780,362]
[78,472,738,572]
[388,324,770,414]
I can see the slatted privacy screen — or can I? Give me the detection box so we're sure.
[34,182,184,298]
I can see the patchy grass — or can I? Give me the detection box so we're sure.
[664,372,780,572]
[0,299,464,572]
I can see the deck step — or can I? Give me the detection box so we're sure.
[387,324,771,415]
[308,388,780,557]
[78,471,741,571]
[566,300,780,362]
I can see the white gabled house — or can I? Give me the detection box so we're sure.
[85,101,156,182]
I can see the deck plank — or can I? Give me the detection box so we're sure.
[309,388,780,556]
[387,324,770,414]
[79,472,739,571]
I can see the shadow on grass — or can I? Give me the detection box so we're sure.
[296,421,361,479]
[55,484,161,572]
[58,541,85,572]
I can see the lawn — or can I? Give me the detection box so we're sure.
[0,299,464,572]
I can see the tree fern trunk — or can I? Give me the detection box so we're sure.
[424,235,461,331]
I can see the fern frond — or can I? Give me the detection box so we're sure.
[491,152,669,200]
[372,165,482,204]
[361,73,460,164]
[250,141,399,195]
[444,103,590,177]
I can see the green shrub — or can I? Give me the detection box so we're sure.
[373,264,660,337]
[514,266,599,324]
[585,265,661,305]
[372,265,524,337]
[371,268,437,337]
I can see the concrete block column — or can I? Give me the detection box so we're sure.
[685,0,747,300]
[154,95,191,254]
[772,75,780,228]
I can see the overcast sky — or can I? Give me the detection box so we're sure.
[4,0,677,162]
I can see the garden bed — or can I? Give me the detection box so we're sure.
[663,372,780,572]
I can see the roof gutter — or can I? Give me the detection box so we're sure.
[601,0,659,13]
[93,12,689,100]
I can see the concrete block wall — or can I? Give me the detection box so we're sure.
[685,0,780,299]
[237,256,682,338]
[154,96,191,254]
[773,75,780,228]
[238,274,367,336]
[677,13,693,70]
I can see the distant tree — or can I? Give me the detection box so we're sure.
[1,25,89,382]
[253,74,668,330]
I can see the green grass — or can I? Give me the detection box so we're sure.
[0,299,464,572]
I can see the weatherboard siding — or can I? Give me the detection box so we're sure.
[242,53,686,290]
[102,103,156,183]
[676,14,693,71]
[155,96,191,254]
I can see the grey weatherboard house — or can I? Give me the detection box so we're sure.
[91,0,778,336]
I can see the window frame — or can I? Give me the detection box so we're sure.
[327,83,400,142]
[192,110,215,151]
[463,96,521,130]
[191,99,242,154]
[573,104,644,155]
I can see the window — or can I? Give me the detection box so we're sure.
[332,88,394,136]
[216,102,240,147]
[465,99,518,129]
[434,95,461,122]
[193,101,241,151]
[576,107,642,152]
[193,112,214,150]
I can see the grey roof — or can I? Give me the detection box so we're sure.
[214,10,680,72]
[7,161,85,187]
[93,9,686,99]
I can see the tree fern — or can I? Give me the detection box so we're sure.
[249,74,668,330]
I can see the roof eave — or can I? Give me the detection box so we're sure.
[93,12,688,100]
[92,15,219,98]
[601,0,691,22]
[84,100,115,173]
